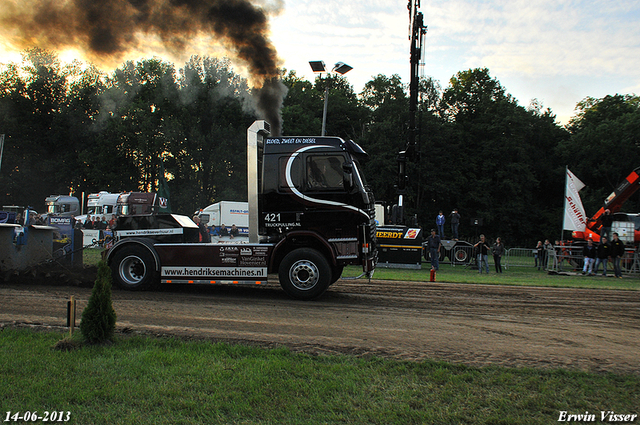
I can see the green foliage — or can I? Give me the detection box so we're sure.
[80,260,117,343]
[1,51,637,246]
[559,94,640,214]
[1,328,638,424]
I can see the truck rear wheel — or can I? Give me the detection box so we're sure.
[110,246,158,291]
[279,248,331,300]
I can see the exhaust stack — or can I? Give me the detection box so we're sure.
[247,120,270,243]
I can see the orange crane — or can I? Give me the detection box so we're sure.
[572,166,640,243]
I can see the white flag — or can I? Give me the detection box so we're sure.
[563,169,587,231]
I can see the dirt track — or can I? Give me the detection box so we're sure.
[1,277,638,374]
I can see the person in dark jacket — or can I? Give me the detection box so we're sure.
[192,216,211,243]
[593,236,611,276]
[534,241,544,270]
[426,229,441,271]
[582,239,597,275]
[609,232,626,278]
[492,237,505,273]
[83,215,94,229]
[450,209,460,240]
[474,234,491,273]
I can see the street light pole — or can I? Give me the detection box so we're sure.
[309,61,352,136]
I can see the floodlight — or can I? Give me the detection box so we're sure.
[309,61,326,73]
[332,62,353,75]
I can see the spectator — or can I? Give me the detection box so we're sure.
[436,211,445,239]
[425,229,441,271]
[83,215,94,229]
[229,224,239,239]
[601,209,613,240]
[610,232,625,278]
[543,239,553,270]
[582,239,597,275]
[108,214,117,229]
[492,237,504,273]
[594,236,611,276]
[474,234,491,274]
[534,241,543,270]
[450,208,460,240]
[219,224,229,237]
[192,216,211,243]
[95,216,107,230]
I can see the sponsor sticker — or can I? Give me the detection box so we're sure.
[405,229,420,239]
[118,228,183,237]
[162,266,267,278]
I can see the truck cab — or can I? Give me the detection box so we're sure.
[115,192,159,216]
[87,191,120,216]
[45,195,79,217]
[258,135,377,280]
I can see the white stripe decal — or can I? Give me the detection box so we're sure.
[285,145,369,219]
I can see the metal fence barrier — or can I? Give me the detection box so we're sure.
[504,245,640,274]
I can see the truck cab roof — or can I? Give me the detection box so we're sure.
[264,137,368,159]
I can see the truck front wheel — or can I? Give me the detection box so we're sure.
[279,248,331,300]
[110,246,158,291]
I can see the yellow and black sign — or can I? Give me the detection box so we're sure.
[376,225,423,269]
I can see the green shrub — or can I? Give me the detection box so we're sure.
[80,260,117,343]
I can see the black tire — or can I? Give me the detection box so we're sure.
[278,248,331,300]
[110,245,158,290]
[330,265,344,285]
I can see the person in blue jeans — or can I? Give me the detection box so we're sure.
[474,234,491,273]
[426,228,441,271]
[450,208,460,240]
[593,236,610,276]
[436,211,445,238]
[609,232,625,278]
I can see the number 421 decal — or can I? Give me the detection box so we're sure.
[264,213,281,222]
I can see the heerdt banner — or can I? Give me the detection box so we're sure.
[376,225,423,269]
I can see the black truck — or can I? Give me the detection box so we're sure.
[106,121,377,300]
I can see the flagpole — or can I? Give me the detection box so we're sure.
[561,165,568,243]
[0,134,5,176]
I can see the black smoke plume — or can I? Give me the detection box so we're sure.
[0,0,287,134]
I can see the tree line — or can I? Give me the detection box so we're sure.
[1,48,639,245]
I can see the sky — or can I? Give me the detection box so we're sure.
[269,0,640,125]
[1,0,639,126]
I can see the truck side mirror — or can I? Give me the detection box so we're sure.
[342,163,354,190]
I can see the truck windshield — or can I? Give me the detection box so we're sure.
[46,204,59,214]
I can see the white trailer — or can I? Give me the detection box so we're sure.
[198,201,249,236]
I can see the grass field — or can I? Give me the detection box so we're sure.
[36,247,635,423]
[1,328,638,425]
[345,263,640,291]
[86,248,640,291]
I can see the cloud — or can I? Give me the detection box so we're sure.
[426,0,640,78]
